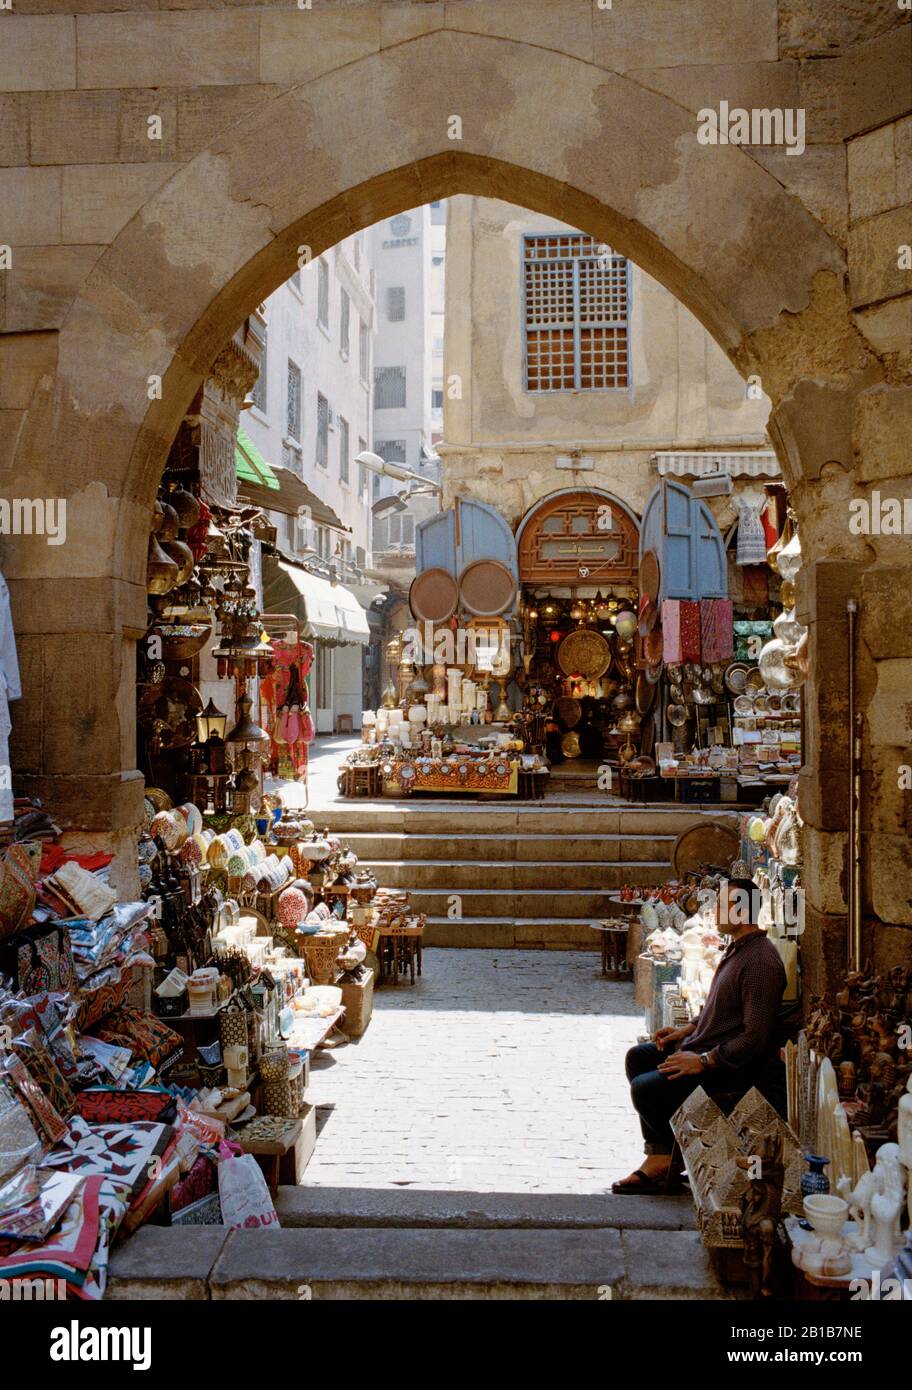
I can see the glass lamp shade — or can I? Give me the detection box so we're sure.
[226,694,270,744]
[196,697,228,744]
[613,610,638,640]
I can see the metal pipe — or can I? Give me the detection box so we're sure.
[846,598,860,971]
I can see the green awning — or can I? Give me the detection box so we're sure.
[236,427,279,489]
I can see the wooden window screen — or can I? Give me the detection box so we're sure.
[523,234,629,392]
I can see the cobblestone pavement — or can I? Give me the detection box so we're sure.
[305,949,646,1194]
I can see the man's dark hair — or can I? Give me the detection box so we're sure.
[719,876,759,925]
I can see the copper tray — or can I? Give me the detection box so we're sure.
[458,559,516,617]
[557,628,611,679]
[639,549,660,603]
[409,568,459,623]
[671,821,740,878]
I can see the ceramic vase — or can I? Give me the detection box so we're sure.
[801,1153,831,1197]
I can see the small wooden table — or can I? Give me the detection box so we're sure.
[591,921,631,979]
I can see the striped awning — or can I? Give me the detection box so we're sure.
[653,450,781,478]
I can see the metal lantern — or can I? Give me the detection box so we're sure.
[196,697,228,745]
[226,693,270,745]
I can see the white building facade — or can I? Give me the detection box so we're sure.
[243,231,377,731]
[368,204,445,561]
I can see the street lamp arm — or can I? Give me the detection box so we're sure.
[356,449,442,493]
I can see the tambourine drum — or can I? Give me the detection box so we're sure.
[458,559,516,617]
[409,568,459,623]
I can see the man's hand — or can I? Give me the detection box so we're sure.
[657,1051,705,1078]
[653,1024,695,1051]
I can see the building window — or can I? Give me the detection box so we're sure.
[376,439,407,464]
[374,509,415,551]
[316,393,329,468]
[317,259,329,329]
[431,389,443,411]
[358,436,367,498]
[356,545,366,568]
[339,416,350,484]
[374,366,406,409]
[522,233,629,391]
[286,359,301,441]
[251,326,267,413]
[386,286,406,322]
[340,288,350,358]
[359,319,370,385]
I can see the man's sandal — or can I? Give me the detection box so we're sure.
[610,1169,683,1195]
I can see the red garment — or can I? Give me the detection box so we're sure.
[700,599,734,663]
[761,499,778,552]
[39,845,113,877]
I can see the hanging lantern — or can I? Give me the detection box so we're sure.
[613,610,638,641]
[226,694,270,745]
[196,697,228,745]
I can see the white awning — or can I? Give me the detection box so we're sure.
[266,558,370,645]
[654,450,781,478]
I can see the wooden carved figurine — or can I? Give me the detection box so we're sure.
[737,1132,785,1299]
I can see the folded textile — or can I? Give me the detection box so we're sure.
[44,862,116,922]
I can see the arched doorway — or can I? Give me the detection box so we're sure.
[516,489,640,590]
[5,27,907,994]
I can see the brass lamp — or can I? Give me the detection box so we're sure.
[226,693,270,745]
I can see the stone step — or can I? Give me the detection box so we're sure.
[106,1224,733,1301]
[404,885,660,917]
[357,858,668,889]
[345,832,675,862]
[273,1186,697,1231]
[316,805,726,836]
[422,916,610,948]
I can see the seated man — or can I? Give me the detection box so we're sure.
[612,876,786,1195]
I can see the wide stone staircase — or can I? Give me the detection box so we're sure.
[315,801,720,949]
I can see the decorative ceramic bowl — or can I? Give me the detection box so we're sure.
[802,1193,848,1239]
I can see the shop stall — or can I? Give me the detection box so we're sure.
[0,433,423,1293]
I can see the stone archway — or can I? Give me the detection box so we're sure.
[4,25,910,991]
